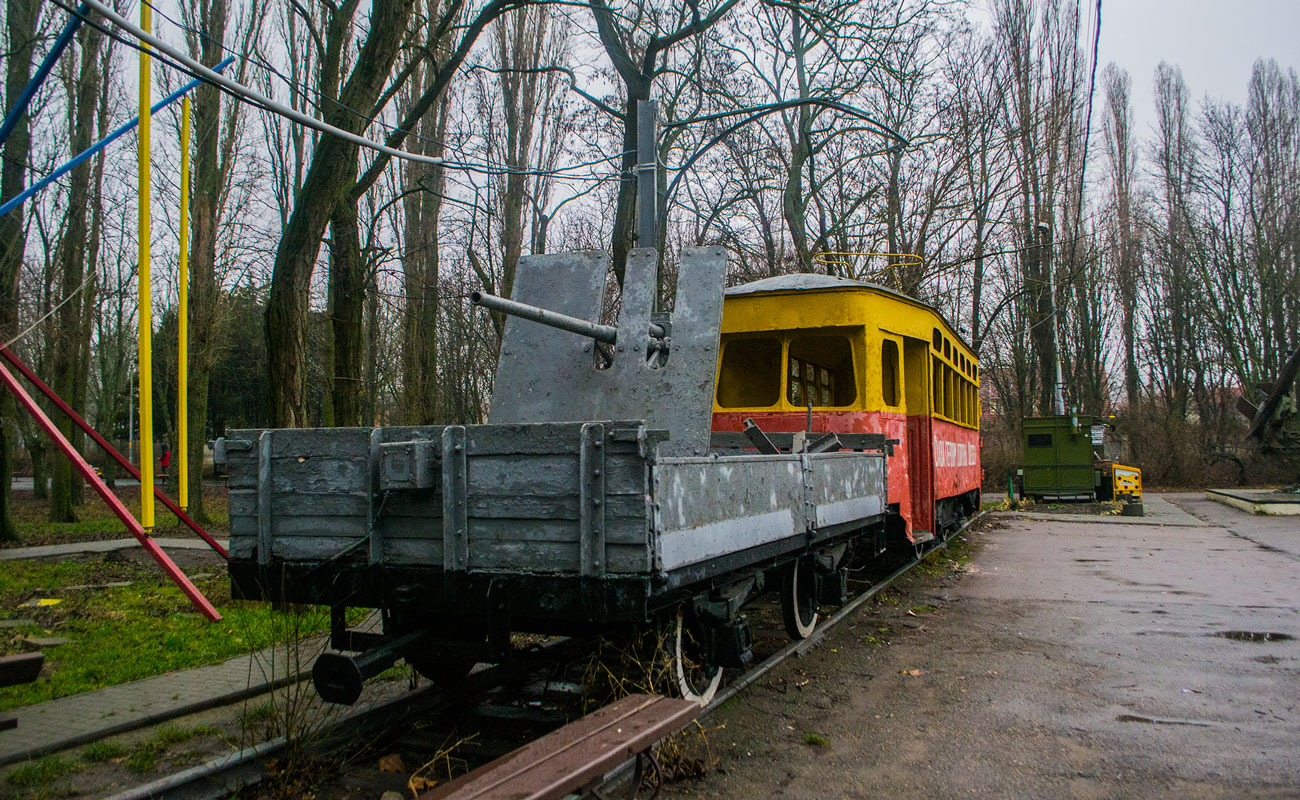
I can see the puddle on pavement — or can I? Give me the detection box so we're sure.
[1116,713,1213,727]
[1213,631,1295,643]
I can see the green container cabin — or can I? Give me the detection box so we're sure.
[1021,415,1096,500]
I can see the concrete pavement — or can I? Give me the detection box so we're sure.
[674,492,1300,799]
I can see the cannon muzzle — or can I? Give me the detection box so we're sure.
[471,291,666,344]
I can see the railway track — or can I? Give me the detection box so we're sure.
[104,512,983,800]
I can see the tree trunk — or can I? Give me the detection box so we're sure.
[0,0,39,539]
[50,24,105,522]
[266,0,414,427]
[328,200,365,426]
[400,94,448,425]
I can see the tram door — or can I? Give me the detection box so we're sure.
[903,338,935,536]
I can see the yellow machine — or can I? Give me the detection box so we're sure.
[1112,463,1143,500]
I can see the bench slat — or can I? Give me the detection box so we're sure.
[423,693,699,800]
[0,653,44,688]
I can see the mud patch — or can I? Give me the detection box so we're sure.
[1213,631,1294,643]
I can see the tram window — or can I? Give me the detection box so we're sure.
[881,339,900,407]
[932,362,943,414]
[788,335,856,406]
[932,329,942,351]
[1027,433,1053,448]
[717,337,781,408]
[943,339,951,360]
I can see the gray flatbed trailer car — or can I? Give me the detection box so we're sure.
[227,248,892,705]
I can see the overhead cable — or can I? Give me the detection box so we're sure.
[76,0,447,167]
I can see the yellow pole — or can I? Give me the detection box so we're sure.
[138,0,154,531]
[178,96,190,511]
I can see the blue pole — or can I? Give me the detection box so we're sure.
[0,4,90,149]
[0,56,235,219]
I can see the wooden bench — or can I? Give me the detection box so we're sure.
[0,653,44,731]
[421,693,699,800]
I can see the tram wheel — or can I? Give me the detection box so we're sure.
[672,608,723,706]
[781,558,819,640]
[408,654,476,689]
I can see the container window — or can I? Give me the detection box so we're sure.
[1027,433,1053,448]
[717,337,782,408]
[881,339,900,407]
[788,335,856,407]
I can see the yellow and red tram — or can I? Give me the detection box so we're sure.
[711,274,981,539]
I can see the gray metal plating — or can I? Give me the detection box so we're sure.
[488,247,726,458]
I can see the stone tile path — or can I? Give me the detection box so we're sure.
[0,639,320,767]
[0,537,229,561]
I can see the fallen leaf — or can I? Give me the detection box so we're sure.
[902,669,923,677]
[378,753,405,773]
[409,776,437,792]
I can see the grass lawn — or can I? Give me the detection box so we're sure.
[0,555,329,712]
[2,483,230,549]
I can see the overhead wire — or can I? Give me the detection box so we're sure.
[130,0,628,181]
[77,0,450,167]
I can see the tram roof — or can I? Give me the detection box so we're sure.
[725,273,977,356]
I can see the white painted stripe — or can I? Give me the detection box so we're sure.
[815,497,884,528]
[658,508,798,571]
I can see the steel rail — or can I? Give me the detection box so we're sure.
[100,637,589,800]
[707,515,982,714]
[108,512,986,800]
[598,511,987,796]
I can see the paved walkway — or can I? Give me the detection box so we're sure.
[1016,492,1207,527]
[677,493,1300,799]
[0,537,229,561]
[0,640,320,767]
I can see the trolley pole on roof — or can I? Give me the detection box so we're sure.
[138,0,155,530]
[178,97,190,511]
[636,99,658,250]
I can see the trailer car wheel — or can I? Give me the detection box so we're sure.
[409,656,476,690]
[781,558,819,640]
[673,609,723,707]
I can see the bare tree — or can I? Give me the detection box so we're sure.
[0,0,41,538]
[1100,62,1140,408]
[48,17,108,521]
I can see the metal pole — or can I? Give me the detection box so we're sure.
[138,0,154,530]
[178,97,190,511]
[0,359,220,620]
[636,99,658,250]
[0,58,234,220]
[0,347,226,557]
[127,370,133,465]
[0,4,88,148]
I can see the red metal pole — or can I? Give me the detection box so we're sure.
[0,359,221,621]
[0,346,226,559]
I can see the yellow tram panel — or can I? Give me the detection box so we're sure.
[714,276,979,429]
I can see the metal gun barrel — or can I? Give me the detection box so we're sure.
[471,291,666,343]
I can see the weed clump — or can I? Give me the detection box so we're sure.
[580,625,720,783]
[6,755,81,790]
[83,740,128,763]
[803,732,829,747]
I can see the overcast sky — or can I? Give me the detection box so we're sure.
[1096,0,1300,135]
